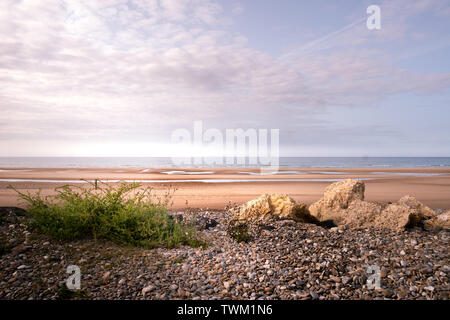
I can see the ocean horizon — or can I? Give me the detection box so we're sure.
[1,157,449,168]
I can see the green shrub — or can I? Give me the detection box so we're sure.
[226,220,252,243]
[8,182,203,249]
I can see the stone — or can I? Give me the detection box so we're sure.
[2,204,448,301]
[169,284,178,291]
[310,291,319,299]
[342,200,382,228]
[102,271,111,282]
[309,179,433,231]
[329,275,341,283]
[231,194,318,224]
[398,195,435,219]
[310,179,364,212]
[309,179,380,226]
[11,244,29,255]
[423,211,450,231]
[373,195,438,231]
[142,285,155,296]
[341,276,351,285]
[375,204,424,231]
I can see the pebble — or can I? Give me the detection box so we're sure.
[169,284,178,291]
[142,285,155,296]
[1,208,448,300]
[329,275,341,283]
[341,276,351,285]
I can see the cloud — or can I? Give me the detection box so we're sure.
[231,3,244,15]
[0,0,449,155]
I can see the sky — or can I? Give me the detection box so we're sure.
[1,0,450,157]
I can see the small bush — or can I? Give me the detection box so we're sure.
[9,182,203,249]
[227,220,252,243]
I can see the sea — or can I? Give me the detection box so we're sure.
[0,157,449,168]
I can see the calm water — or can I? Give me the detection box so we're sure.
[0,157,449,168]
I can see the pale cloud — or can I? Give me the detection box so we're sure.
[231,3,244,15]
[0,0,449,156]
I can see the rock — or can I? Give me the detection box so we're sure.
[423,211,450,231]
[329,275,341,283]
[372,195,436,231]
[1,206,448,300]
[102,271,111,282]
[310,179,364,211]
[342,200,382,228]
[231,194,318,224]
[142,285,155,296]
[341,276,351,285]
[309,180,432,231]
[11,244,30,255]
[398,195,436,219]
[177,288,185,297]
[309,179,379,226]
[169,284,178,291]
[375,204,424,231]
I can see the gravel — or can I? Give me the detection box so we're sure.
[0,208,448,300]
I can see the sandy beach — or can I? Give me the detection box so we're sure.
[1,167,450,210]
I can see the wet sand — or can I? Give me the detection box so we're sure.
[1,167,450,209]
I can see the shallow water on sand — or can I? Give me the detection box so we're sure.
[1,157,450,168]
